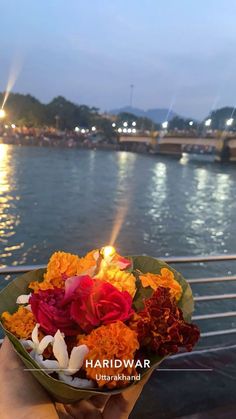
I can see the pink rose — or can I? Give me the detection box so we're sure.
[30,288,80,336]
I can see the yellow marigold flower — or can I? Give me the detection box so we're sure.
[1,306,36,339]
[96,266,136,298]
[79,321,139,389]
[140,268,182,301]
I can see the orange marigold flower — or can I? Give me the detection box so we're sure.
[1,306,36,339]
[79,321,139,389]
[44,251,80,282]
[96,266,136,298]
[29,251,81,291]
[28,280,55,293]
[76,250,98,275]
[140,268,182,301]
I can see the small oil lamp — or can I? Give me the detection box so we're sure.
[100,245,116,261]
[94,245,116,277]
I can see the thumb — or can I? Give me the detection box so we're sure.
[103,371,152,419]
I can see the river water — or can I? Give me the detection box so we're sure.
[0,144,236,346]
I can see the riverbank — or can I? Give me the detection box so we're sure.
[0,135,120,152]
[2,133,236,162]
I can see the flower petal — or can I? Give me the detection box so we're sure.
[38,335,54,354]
[58,373,94,388]
[20,339,35,350]
[31,323,40,345]
[66,344,89,375]
[116,256,131,270]
[34,354,60,373]
[52,330,69,369]
[64,275,89,300]
[16,294,31,305]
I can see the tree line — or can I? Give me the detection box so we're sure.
[1,92,235,133]
[0,93,157,134]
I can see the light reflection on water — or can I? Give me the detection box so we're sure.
[0,144,236,265]
[0,144,236,344]
[0,144,22,256]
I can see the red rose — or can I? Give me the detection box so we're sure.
[64,275,134,333]
[30,288,80,336]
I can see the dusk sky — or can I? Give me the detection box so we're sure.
[1,0,236,118]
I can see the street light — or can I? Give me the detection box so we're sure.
[74,126,80,132]
[132,128,136,133]
[205,118,212,127]
[123,122,128,127]
[112,122,116,128]
[11,124,16,129]
[132,121,136,126]
[118,128,122,133]
[162,121,168,129]
[0,109,6,119]
[226,118,234,126]
[91,126,96,132]
[189,121,194,126]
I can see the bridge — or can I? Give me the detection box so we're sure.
[119,134,236,161]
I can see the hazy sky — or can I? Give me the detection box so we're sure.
[1,0,236,118]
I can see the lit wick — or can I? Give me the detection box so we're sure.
[101,245,116,260]
[94,245,116,276]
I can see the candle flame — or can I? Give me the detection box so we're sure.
[101,245,116,259]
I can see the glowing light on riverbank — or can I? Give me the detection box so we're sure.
[205,118,212,127]
[226,118,234,126]
[0,109,6,119]
[162,121,168,129]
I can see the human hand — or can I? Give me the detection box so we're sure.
[0,337,151,419]
[63,370,152,419]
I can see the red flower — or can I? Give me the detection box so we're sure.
[129,286,200,356]
[30,288,80,336]
[64,275,134,333]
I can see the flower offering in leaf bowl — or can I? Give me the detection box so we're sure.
[0,246,200,403]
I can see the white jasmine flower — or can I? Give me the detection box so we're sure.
[16,294,31,304]
[35,329,94,388]
[16,293,32,311]
[21,323,54,357]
